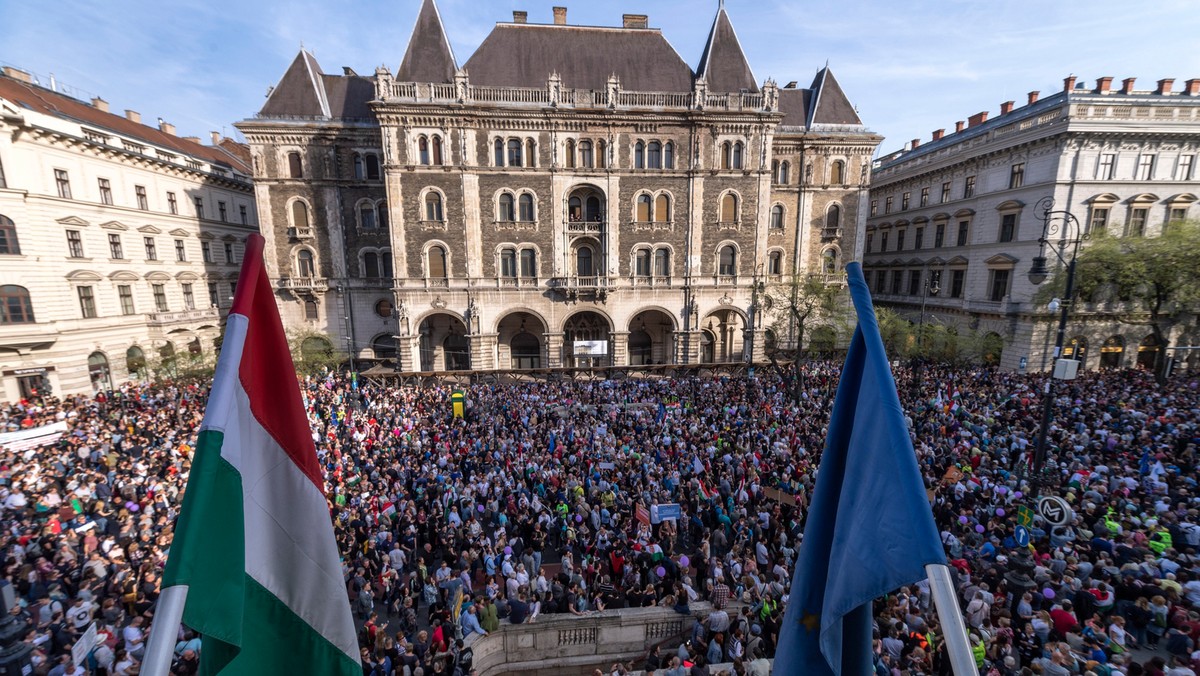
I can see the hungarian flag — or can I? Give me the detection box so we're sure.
[381,501,397,519]
[159,235,359,674]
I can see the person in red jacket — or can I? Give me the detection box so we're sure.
[1050,600,1079,639]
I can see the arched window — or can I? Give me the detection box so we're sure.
[770,205,784,229]
[363,252,380,278]
[353,153,365,179]
[579,140,593,168]
[494,139,505,167]
[721,142,732,170]
[518,194,535,221]
[647,142,662,169]
[424,192,444,221]
[654,248,670,277]
[732,142,744,170]
[287,152,303,178]
[0,285,34,324]
[381,250,393,278]
[568,196,582,221]
[520,249,537,277]
[637,194,652,222]
[597,140,607,168]
[635,248,651,277]
[507,139,523,167]
[822,249,839,275]
[432,136,443,165]
[526,139,536,167]
[418,137,430,165]
[500,248,517,278]
[565,139,576,168]
[359,202,377,229]
[774,160,789,184]
[720,193,738,223]
[0,215,21,255]
[126,346,146,373]
[377,201,389,230]
[826,204,841,231]
[365,154,380,180]
[664,142,675,170]
[635,141,645,169]
[831,160,845,184]
[296,249,316,278]
[576,246,594,276]
[586,196,602,222]
[290,201,310,229]
[768,250,783,276]
[371,334,397,359]
[428,245,447,279]
[654,194,671,223]
[718,245,737,276]
[499,193,515,222]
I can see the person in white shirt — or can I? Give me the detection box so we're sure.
[122,617,146,658]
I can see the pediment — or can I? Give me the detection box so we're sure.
[137,225,163,234]
[100,220,128,231]
[56,216,91,227]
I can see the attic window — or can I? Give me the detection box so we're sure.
[158,151,177,162]
[123,140,146,153]
[83,129,109,145]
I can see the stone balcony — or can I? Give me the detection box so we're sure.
[276,277,329,293]
[145,307,219,327]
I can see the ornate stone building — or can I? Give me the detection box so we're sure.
[864,75,1200,373]
[237,1,880,371]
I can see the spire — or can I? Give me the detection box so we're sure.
[808,66,862,127]
[259,50,331,118]
[695,2,758,93]
[397,0,458,83]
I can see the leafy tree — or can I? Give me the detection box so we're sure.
[287,328,345,376]
[762,274,851,402]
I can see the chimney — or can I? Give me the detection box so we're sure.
[1027,90,1040,105]
[999,100,1015,115]
[911,138,921,149]
[1187,79,1200,96]
[932,129,945,142]
[954,120,965,133]
[1121,77,1136,94]
[512,10,527,23]
[622,13,648,29]
[158,120,176,136]
[91,96,109,112]
[1157,78,1175,94]
[967,111,988,128]
[552,6,566,24]
[1,66,32,83]
[182,136,201,144]
[1096,76,1113,93]
[210,131,221,145]
[125,110,141,124]
[1063,75,1077,92]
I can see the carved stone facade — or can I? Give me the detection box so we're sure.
[237,2,880,371]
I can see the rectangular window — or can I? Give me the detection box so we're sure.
[999,214,1016,242]
[950,270,965,298]
[1177,155,1195,181]
[118,285,135,315]
[1170,207,1188,223]
[223,242,235,263]
[152,284,168,312]
[230,282,237,299]
[55,169,72,199]
[914,227,924,250]
[964,175,975,198]
[208,283,220,308]
[201,241,212,263]
[98,178,113,205]
[920,187,929,207]
[175,239,186,262]
[880,231,889,252]
[956,221,969,246]
[167,191,178,214]
[66,230,84,258]
[144,236,157,260]
[865,233,873,253]
[218,201,228,222]
[1089,207,1109,234]
[870,200,878,217]
[929,270,942,293]
[934,223,945,248]
[1137,154,1155,181]
[901,192,910,210]
[134,185,148,210]
[239,205,248,225]
[875,270,886,294]
[182,283,195,310]
[989,269,1010,302]
[896,229,906,251]
[1009,163,1025,189]
[194,196,204,218]
[77,286,97,318]
[304,300,319,320]
[890,270,902,295]
[885,196,893,214]
[1097,153,1116,180]
[941,182,951,203]
[908,270,921,296]
[1128,208,1148,236]
[108,233,123,260]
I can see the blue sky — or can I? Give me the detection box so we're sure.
[4,0,1199,155]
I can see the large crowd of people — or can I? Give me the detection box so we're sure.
[1,360,1198,676]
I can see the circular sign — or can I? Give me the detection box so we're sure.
[1037,496,1072,527]
[1014,525,1031,548]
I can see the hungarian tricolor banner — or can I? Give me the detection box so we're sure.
[157,234,359,674]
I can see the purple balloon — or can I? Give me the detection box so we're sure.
[975,524,986,533]
[130,504,140,512]
[1014,491,1023,499]
[679,555,690,568]
[503,546,512,555]
[996,486,1008,495]
[575,514,583,523]
[958,516,969,525]
[1043,588,1055,600]
[655,566,666,577]
[996,508,1006,517]
[477,504,485,513]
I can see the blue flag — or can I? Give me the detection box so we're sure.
[776,262,946,674]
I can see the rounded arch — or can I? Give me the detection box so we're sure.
[718,189,742,223]
[416,311,470,371]
[493,307,551,335]
[829,159,846,184]
[820,246,842,275]
[766,247,786,276]
[714,239,741,276]
[770,202,786,229]
[292,244,318,278]
[825,202,842,231]
[125,345,146,374]
[699,307,747,363]
[566,183,607,222]
[1137,333,1161,370]
[300,336,334,362]
[1064,335,1089,369]
[563,310,613,367]
[1100,335,1125,369]
[108,270,141,282]
[628,307,678,364]
[418,186,446,222]
[370,333,397,359]
[421,239,452,279]
[980,331,1004,366]
[87,351,112,391]
[354,197,379,229]
[496,310,549,369]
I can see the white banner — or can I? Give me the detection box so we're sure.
[573,340,608,357]
[0,421,68,453]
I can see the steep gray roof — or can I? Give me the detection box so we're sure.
[808,67,862,126]
[695,4,758,93]
[463,24,694,92]
[321,75,375,119]
[778,88,811,128]
[396,0,458,83]
[260,50,330,118]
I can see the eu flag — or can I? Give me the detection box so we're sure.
[775,262,946,674]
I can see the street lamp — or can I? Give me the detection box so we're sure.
[748,265,766,364]
[1024,196,1086,497]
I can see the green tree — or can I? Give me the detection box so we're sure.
[763,274,850,402]
[287,328,345,376]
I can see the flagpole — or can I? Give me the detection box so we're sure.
[143,584,189,675]
[925,564,978,676]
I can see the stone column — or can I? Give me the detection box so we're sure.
[544,332,565,368]
[610,331,630,367]
[470,333,497,371]
[678,330,701,365]
[397,334,421,373]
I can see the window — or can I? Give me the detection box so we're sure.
[1128,208,1148,237]
[885,196,893,214]
[920,187,930,208]
[721,142,731,170]
[880,231,889,252]
[354,153,366,178]
[654,249,670,277]
[207,283,219,308]
[914,227,924,250]
[865,233,873,253]
[108,234,124,259]
[419,137,430,165]
[507,139,523,168]
[732,142,744,170]
[636,194,652,222]
[144,237,157,260]
[774,161,790,184]
[579,140,593,169]
[526,139,536,167]
[720,194,738,223]
[424,192,443,221]
[136,185,148,210]
[770,205,784,229]
[718,245,736,276]
[635,249,651,277]
[909,270,921,296]
[1097,153,1116,180]
[896,229,906,251]
[432,136,443,165]
[365,154,380,180]
[950,270,965,298]
[870,200,878,216]
[654,194,670,223]
[98,178,113,205]
[218,202,227,222]
[230,282,237,298]
[78,286,97,318]
[598,140,608,168]
[518,194,534,221]
[988,269,1010,302]
[890,271,902,295]
[999,214,1016,242]
[291,201,310,230]
[941,182,951,203]
[363,252,380,278]
[1177,155,1194,181]
[118,285,135,315]
[0,285,34,324]
[0,216,19,255]
[874,271,886,294]
[166,192,178,215]
[902,192,910,211]
[647,142,662,169]
[964,175,976,198]
[957,221,969,246]
[1170,207,1189,223]
[635,141,645,170]
[1089,207,1109,234]
[182,283,195,310]
[1137,154,1155,181]
[768,251,782,276]
[152,283,168,312]
[1009,163,1025,189]
[576,246,593,276]
[288,152,303,178]
[934,223,945,248]
[360,202,377,229]
[498,194,515,221]
[201,241,212,263]
[428,245,447,278]
[297,250,316,277]
[55,170,72,199]
[664,142,674,169]
[494,140,504,167]
[193,196,204,218]
[382,252,393,278]
[520,249,537,277]
[240,205,248,225]
[830,160,845,185]
[224,242,235,263]
[826,204,840,232]
[305,299,319,320]
[565,139,576,168]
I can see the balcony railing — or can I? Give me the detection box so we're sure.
[497,276,540,289]
[288,227,314,240]
[714,274,738,286]
[276,277,329,292]
[630,276,673,288]
[146,307,220,325]
[566,220,605,235]
[549,276,611,290]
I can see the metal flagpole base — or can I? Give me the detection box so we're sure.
[926,564,979,676]
[142,585,190,676]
